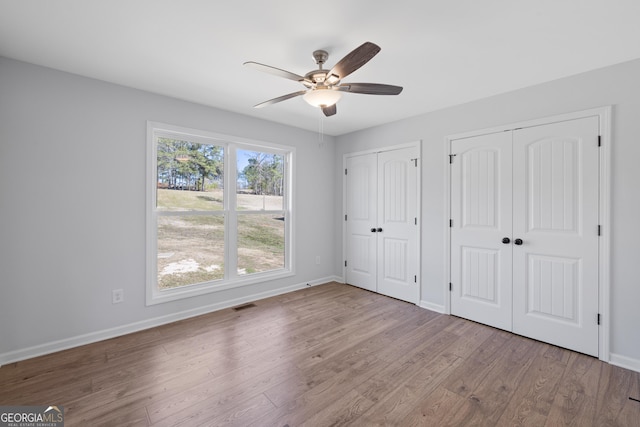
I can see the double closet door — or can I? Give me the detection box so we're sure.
[450,116,600,356]
[345,146,419,304]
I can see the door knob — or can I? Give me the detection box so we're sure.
[371,228,376,233]
[376,227,383,232]
[514,238,523,245]
[502,237,510,244]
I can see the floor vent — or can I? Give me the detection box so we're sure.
[233,303,256,311]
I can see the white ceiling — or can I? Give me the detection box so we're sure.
[1,1,640,136]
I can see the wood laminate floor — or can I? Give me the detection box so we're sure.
[1,282,639,426]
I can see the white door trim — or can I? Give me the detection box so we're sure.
[443,106,611,362]
[342,140,422,303]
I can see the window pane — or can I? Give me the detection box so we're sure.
[157,137,224,211]
[236,150,284,210]
[157,215,224,289]
[237,214,285,275]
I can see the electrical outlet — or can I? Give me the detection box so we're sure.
[112,289,124,304]
[315,256,321,265]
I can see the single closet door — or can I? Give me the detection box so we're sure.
[512,117,600,356]
[450,131,514,331]
[345,153,377,292]
[345,146,419,303]
[376,147,419,303]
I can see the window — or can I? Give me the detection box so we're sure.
[147,122,293,304]
[236,149,286,275]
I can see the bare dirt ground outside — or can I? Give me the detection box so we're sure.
[156,188,285,289]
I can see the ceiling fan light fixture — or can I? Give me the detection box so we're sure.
[303,87,342,108]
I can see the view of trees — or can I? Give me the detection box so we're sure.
[157,138,224,191]
[239,152,284,196]
[157,139,284,197]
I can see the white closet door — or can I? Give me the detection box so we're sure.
[345,153,377,292]
[512,117,600,356]
[376,147,419,303]
[450,132,513,330]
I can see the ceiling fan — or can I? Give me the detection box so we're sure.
[244,42,403,117]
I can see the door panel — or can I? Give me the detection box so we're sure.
[525,136,579,233]
[525,254,579,323]
[512,117,599,356]
[451,132,513,331]
[461,246,499,304]
[462,148,500,229]
[382,238,408,282]
[345,153,377,291]
[377,147,419,303]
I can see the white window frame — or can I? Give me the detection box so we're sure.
[146,122,295,305]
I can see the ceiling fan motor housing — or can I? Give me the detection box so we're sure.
[307,50,334,86]
[305,70,329,85]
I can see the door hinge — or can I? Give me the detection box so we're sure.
[345,260,347,267]
[449,219,453,228]
[598,225,601,236]
[411,158,418,167]
[345,214,347,221]
[415,217,417,225]
[449,154,457,164]
[449,282,452,291]
[345,168,347,175]
[597,313,601,325]
[414,275,417,283]
[598,135,602,147]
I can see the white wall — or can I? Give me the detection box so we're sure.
[335,58,640,367]
[0,57,337,363]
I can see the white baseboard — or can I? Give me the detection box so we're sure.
[0,276,339,366]
[609,352,640,374]
[419,300,446,314]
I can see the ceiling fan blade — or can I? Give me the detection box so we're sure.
[326,42,381,81]
[337,83,403,95]
[322,104,337,117]
[244,61,309,83]
[254,90,307,108]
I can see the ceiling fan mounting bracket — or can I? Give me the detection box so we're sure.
[312,50,329,68]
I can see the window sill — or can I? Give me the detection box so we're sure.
[145,269,294,306]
